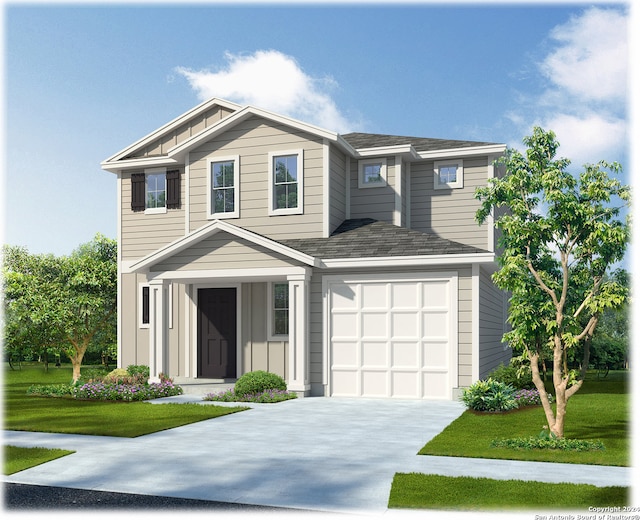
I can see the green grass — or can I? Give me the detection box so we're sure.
[4,445,75,475]
[4,364,249,437]
[420,371,629,466]
[388,473,629,511]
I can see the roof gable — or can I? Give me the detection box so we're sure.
[127,220,317,273]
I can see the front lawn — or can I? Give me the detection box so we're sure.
[4,446,75,475]
[388,473,629,511]
[420,372,629,466]
[4,364,248,437]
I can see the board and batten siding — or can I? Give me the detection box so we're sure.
[188,116,325,240]
[349,156,397,223]
[124,106,235,159]
[241,283,288,379]
[478,266,511,378]
[328,144,346,234]
[120,170,186,260]
[410,157,489,250]
[308,266,473,395]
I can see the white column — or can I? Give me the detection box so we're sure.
[287,272,311,394]
[148,279,167,383]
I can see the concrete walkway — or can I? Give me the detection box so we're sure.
[3,395,632,515]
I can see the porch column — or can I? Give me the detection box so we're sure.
[148,279,167,383]
[287,271,311,394]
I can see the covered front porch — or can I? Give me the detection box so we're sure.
[144,267,313,396]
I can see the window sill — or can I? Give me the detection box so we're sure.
[144,207,167,215]
[267,334,289,342]
[269,207,303,216]
[208,211,239,220]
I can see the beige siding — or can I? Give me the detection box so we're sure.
[121,170,186,260]
[309,266,473,395]
[124,106,235,159]
[411,157,489,249]
[478,266,511,379]
[120,272,149,368]
[329,144,346,233]
[349,156,396,223]
[241,283,288,379]
[153,232,304,272]
[188,116,325,239]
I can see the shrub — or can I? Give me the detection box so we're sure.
[487,360,534,390]
[203,389,297,403]
[27,384,73,398]
[461,378,518,412]
[491,437,605,452]
[234,370,287,397]
[127,365,150,380]
[71,381,183,401]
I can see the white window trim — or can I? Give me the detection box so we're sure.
[267,281,289,341]
[207,155,240,219]
[144,167,167,214]
[358,158,387,188]
[268,149,304,216]
[434,159,464,190]
[139,283,150,329]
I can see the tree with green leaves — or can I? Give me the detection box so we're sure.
[3,234,117,382]
[475,127,630,438]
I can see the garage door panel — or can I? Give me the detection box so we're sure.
[362,312,388,338]
[331,285,358,309]
[361,284,388,309]
[362,370,388,397]
[331,312,359,338]
[423,311,449,338]
[422,281,449,308]
[332,341,358,366]
[362,341,387,367]
[391,341,419,368]
[331,370,358,396]
[392,312,419,338]
[392,283,419,309]
[422,371,449,399]
[392,371,419,398]
[423,340,448,368]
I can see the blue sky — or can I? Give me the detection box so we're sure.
[1,1,633,261]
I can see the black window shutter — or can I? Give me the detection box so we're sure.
[166,170,181,209]
[131,173,145,212]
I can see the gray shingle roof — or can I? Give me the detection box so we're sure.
[280,219,488,259]
[341,132,499,152]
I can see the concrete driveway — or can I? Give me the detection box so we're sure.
[3,396,465,514]
[4,395,632,514]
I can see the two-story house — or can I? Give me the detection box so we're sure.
[101,97,511,399]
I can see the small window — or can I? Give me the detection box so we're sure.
[146,172,166,210]
[358,158,387,188]
[271,283,289,337]
[268,150,303,215]
[434,160,463,189]
[140,285,150,328]
[208,156,239,219]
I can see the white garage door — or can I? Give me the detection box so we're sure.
[328,275,457,399]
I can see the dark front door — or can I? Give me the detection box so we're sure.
[197,288,237,379]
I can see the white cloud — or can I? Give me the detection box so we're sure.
[175,50,357,133]
[540,7,628,104]
[508,7,629,168]
[541,112,626,166]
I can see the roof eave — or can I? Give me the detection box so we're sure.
[418,143,506,160]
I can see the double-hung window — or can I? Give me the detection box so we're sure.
[434,159,463,189]
[269,282,289,338]
[268,150,303,215]
[208,156,239,219]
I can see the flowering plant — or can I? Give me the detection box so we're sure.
[514,388,555,407]
[71,380,183,401]
[203,389,297,403]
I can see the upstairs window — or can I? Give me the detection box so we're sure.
[358,158,387,188]
[131,169,180,213]
[208,156,239,219]
[268,150,303,215]
[434,160,463,189]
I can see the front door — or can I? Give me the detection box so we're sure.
[197,288,237,379]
